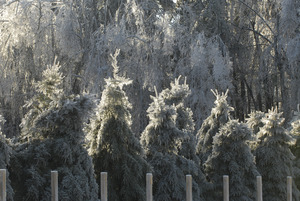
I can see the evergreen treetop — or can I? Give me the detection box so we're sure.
[86,49,149,201]
[256,108,294,143]
[159,76,199,160]
[11,62,99,201]
[255,108,300,201]
[141,89,185,154]
[160,76,190,105]
[156,76,206,200]
[20,58,64,142]
[159,76,194,133]
[196,89,234,163]
[98,49,132,124]
[85,49,134,156]
[141,87,205,201]
[246,111,265,135]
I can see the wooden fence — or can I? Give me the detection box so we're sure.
[0,169,295,201]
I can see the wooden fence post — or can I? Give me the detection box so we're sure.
[186,175,192,201]
[223,175,229,201]
[51,171,58,201]
[287,176,292,201]
[256,176,263,201]
[0,169,6,201]
[101,172,108,201]
[146,173,153,201]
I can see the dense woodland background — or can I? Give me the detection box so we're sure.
[0,1,300,201]
[0,0,299,137]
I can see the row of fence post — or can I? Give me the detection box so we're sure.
[0,169,295,201]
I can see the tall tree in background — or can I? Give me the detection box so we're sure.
[255,108,300,201]
[85,50,150,201]
[183,33,233,129]
[0,0,299,138]
[279,0,300,117]
[196,90,234,164]
[0,115,14,200]
[141,88,204,201]
[204,120,259,201]
[10,62,98,201]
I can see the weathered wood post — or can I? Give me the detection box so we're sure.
[186,175,192,201]
[257,176,263,201]
[101,172,108,201]
[0,169,6,201]
[51,171,58,201]
[223,175,229,201]
[287,176,292,201]
[146,173,153,201]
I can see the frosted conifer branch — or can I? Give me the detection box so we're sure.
[110,49,120,77]
[154,86,158,98]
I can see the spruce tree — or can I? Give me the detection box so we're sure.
[0,115,14,200]
[255,108,300,201]
[11,61,98,201]
[204,120,259,201]
[159,76,196,160]
[19,58,63,142]
[141,86,202,201]
[196,89,234,164]
[159,76,206,200]
[85,50,150,201]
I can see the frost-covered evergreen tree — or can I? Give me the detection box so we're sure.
[255,108,300,201]
[141,86,203,201]
[196,89,234,164]
[159,76,196,160]
[159,76,205,200]
[204,120,259,201]
[0,115,13,201]
[11,62,98,201]
[246,111,265,136]
[19,58,63,142]
[85,50,150,201]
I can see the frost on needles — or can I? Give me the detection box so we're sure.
[204,120,259,201]
[255,108,300,201]
[85,49,150,201]
[11,60,98,201]
[159,76,206,200]
[141,81,208,201]
[196,89,234,165]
